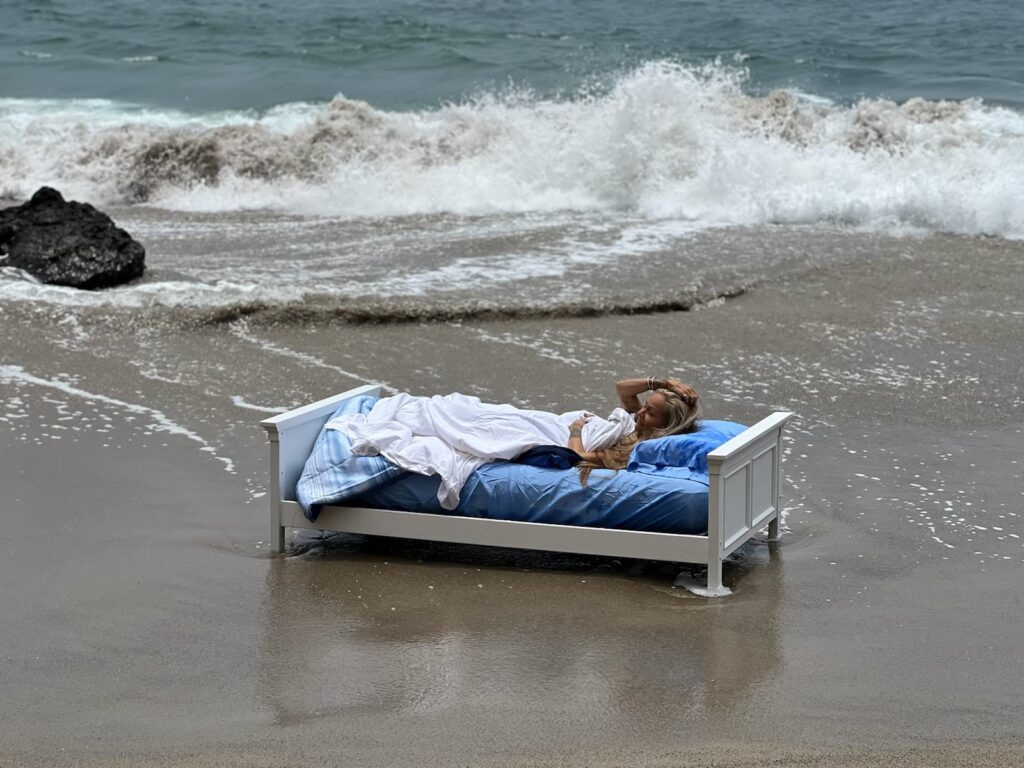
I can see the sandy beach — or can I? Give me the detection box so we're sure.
[2,222,1022,766]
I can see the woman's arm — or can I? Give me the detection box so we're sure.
[615,376,699,411]
[567,417,606,466]
[616,376,668,413]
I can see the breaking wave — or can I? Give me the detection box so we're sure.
[0,268,747,325]
[188,285,749,326]
[3,60,1024,237]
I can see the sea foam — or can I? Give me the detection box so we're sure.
[0,364,235,472]
[3,61,1023,237]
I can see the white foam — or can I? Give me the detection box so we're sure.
[228,321,389,390]
[0,213,705,311]
[0,364,235,472]
[673,572,733,597]
[1,61,1022,237]
[0,274,311,309]
[230,395,289,413]
[351,219,700,297]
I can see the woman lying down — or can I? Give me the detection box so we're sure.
[325,377,700,510]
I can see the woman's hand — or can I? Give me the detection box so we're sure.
[665,378,699,404]
[568,415,592,453]
[569,415,591,432]
[568,415,605,466]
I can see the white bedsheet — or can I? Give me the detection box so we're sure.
[325,392,635,509]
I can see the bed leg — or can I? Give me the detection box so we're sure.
[770,421,784,544]
[270,521,285,554]
[267,434,285,554]
[269,495,284,554]
[706,557,723,593]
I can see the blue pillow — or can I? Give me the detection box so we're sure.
[295,395,403,522]
[627,420,747,474]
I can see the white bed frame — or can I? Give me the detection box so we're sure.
[261,385,793,596]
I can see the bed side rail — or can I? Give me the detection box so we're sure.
[707,411,794,557]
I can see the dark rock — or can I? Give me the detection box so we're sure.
[0,187,145,289]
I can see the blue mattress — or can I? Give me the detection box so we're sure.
[349,461,710,535]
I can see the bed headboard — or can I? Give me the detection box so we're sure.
[706,411,793,556]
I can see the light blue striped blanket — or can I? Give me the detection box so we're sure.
[295,395,401,521]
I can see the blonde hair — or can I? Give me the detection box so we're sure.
[577,388,701,486]
[643,387,701,439]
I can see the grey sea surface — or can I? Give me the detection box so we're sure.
[4,0,1023,110]
[1,220,1022,765]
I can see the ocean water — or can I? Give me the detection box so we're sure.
[5,0,1024,111]
[2,0,1023,313]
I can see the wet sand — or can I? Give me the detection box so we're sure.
[1,229,1023,766]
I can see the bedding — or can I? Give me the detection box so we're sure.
[628,420,747,473]
[295,395,402,519]
[295,394,746,534]
[349,461,711,535]
[324,392,635,510]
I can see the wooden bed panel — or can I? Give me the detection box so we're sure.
[750,445,777,526]
[722,464,750,548]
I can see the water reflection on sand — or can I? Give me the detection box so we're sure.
[258,536,783,731]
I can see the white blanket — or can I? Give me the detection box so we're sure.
[325,392,636,510]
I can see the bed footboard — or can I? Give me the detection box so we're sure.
[260,384,382,552]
